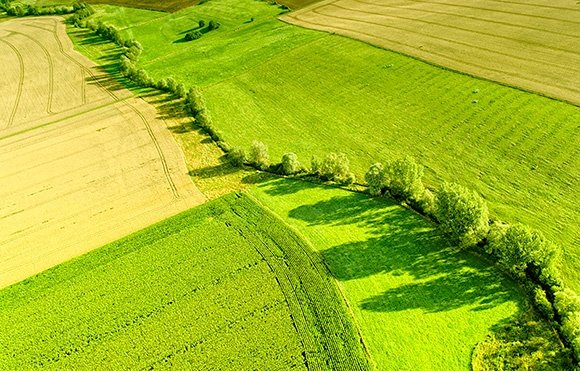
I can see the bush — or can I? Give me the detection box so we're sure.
[319,153,355,184]
[311,155,321,176]
[249,141,270,170]
[384,156,425,202]
[198,20,205,28]
[185,87,206,116]
[208,20,221,30]
[281,153,302,175]
[365,162,385,196]
[487,223,558,278]
[434,182,489,248]
[227,146,246,167]
[533,287,555,320]
[175,83,187,98]
[184,31,202,41]
[166,77,178,93]
[156,78,169,91]
[554,288,580,317]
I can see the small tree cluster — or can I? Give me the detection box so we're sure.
[434,182,489,248]
[316,153,355,184]
[554,289,580,361]
[487,223,558,278]
[281,152,302,175]
[69,2,94,27]
[208,20,221,30]
[184,87,223,143]
[184,31,202,41]
[227,146,246,167]
[3,2,75,17]
[249,141,270,170]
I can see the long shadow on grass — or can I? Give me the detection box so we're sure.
[281,184,518,313]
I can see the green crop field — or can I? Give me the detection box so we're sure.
[22,0,198,12]
[249,178,534,369]
[0,193,369,369]
[78,0,580,293]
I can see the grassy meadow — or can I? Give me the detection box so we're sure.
[0,193,368,369]
[78,0,580,292]
[250,178,527,369]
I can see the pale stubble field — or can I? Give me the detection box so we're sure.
[0,17,205,288]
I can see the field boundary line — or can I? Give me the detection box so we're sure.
[0,37,24,129]
[396,0,580,25]
[312,5,580,77]
[351,0,580,40]
[481,0,580,12]
[284,12,580,104]
[0,99,127,142]
[343,0,580,59]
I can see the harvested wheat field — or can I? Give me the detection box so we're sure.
[0,17,205,289]
[283,0,580,105]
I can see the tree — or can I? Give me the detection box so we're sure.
[166,77,177,93]
[249,141,269,170]
[385,156,425,201]
[311,155,321,175]
[208,20,221,30]
[227,147,246,167]
[198,20,205,28]
[320,153,355,184]
[175,83,187,98]
[487,223,558,277]
[281,153,301,175]
[365,162,385,196]
[185,31,202,41]
[434,182,489,248]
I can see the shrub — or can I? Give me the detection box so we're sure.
[185,87,206,116]
[175,83,187,98]
[281,153,302,175]
[365,162,385,196]
[156,78,169,91]
[487,223,558,278]
[554,288,580,317]
[227,146,246,167]
[249,141,270,170]
[208,20,221,30]
[198,20,205,28]
[184,31,202,41]
[434,182,489,248]
[385,156,425,202]
[319,153,355,184]
[533,287,555,320]
[310,155,321,176]
[166,77,178,93]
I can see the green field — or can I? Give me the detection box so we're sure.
[250,178,527,369]
[0,193,368,369]
[79,0,580,292]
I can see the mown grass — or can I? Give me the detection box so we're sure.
[0,193,368,369]
[80,0,580,292]
[250,178,530,369]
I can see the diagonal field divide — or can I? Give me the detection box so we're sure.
[0,17,206,289]
[283,0,580,105]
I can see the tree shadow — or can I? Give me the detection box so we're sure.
[189,163,240,179]
[285,191,520,313]
[256,178,322,196]
[360,268,514,313]
[241,172,276,185]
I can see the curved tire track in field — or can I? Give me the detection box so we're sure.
[287,10,580,99]
[9,30,55,114]
[41,19,179,199]
[0,37,24,129]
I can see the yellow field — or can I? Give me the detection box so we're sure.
[0,17,206,289]
[283,0,580,105]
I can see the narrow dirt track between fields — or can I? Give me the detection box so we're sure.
[0,17,206,289]
[283,0,580,105]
